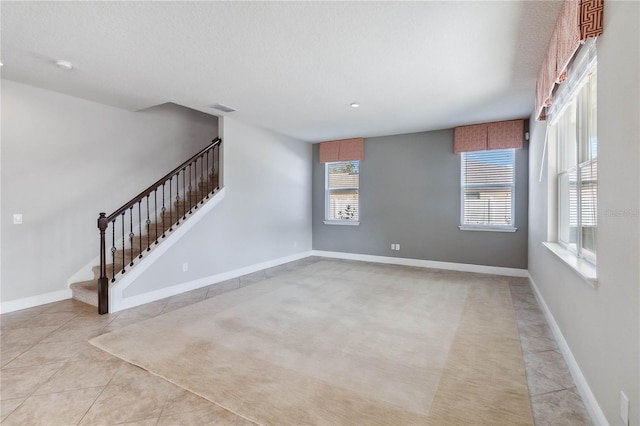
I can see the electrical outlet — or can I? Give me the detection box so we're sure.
[396,244,400,251]
[391,243,395,250]
[620,391,629,425]
[182,262,189,272]
[13,213,23,225]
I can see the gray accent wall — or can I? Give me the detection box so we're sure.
[312,130,528,269]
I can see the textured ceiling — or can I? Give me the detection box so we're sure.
[0,1,562,142]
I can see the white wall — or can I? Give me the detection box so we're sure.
[528,1,639,424]
[1,80,218,304]
[122,117,313,297]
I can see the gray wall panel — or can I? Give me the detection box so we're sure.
[312,129,528,269]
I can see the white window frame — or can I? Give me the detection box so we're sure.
[324,160,360,226]
[543,39,597,284]
[549,48,597,262]
[459,149,517,232]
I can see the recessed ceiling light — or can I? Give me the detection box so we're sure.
[55,60,73,70]
[350,102,360,108]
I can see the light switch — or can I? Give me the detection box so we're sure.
[13,214,23,225]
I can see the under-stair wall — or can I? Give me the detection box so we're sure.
[0,80,219,311]
[110,117,312,311]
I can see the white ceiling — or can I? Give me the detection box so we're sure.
[0,1,562,142]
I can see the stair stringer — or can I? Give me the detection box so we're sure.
[108,187,226,313]
[66,186,202,289]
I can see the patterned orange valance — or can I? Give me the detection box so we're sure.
[319,138,364,163]
[454,120,524,153]
[535,0,604,120]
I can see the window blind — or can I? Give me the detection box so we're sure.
[326,161,360,221]
[554,63,597,261]
[461,149,515,227]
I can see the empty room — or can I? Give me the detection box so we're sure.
[1,1,638,425]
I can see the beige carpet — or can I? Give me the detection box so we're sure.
[90,260,533,425]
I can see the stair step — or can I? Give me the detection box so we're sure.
[173,200,207,213]
[92,230,176,281]
[72,184,221,309]
[147,219,173,231]
[70,280,99,307]
[198,183,216,191]
[93,251,153,280]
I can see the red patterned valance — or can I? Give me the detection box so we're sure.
[454,120,524,153]
[580,0,604,39]
[454,124,487,153]
[319,138,364,163]
[535,0,603,120]
[488,120,524,150]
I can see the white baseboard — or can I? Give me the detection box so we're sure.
[0,289,72,314]
[111,250,313,312]
[312,250,529,277]
[109,188,226,310]
[528,274,608,426]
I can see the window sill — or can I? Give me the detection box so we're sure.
[323,220,360,226]
[458,226,517,233]
[542,242,597,288]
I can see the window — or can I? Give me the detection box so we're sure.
[325,160,359,224]
[460,149,516,231]
[553,64,597,263]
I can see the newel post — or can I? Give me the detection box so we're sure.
[97,212,109,315]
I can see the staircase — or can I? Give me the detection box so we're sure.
[70,138,221,313]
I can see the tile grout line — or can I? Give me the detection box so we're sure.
[531,386,582,398]
[0,397,28,423]
[0,344,33,370]
[0,360,69,424]
[154,380,175,425]
[508,282,540,420]
[509,279,591,425]
[74,363,124,425]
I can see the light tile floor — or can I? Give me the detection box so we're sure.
[508,277,593,426]
[1,258,592,425]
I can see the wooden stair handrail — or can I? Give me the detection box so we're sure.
[96,137,222,314]
[106,137,221,222]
